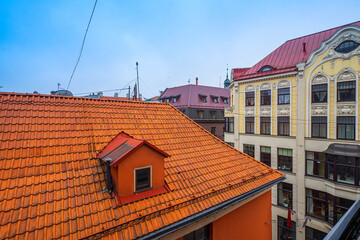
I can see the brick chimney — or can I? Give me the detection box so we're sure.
[196,77,198,85]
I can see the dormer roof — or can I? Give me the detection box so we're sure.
[97,131,169,166]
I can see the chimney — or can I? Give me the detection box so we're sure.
[196,77,198,85]
[303,43,306,53]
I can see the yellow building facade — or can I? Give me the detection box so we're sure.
[225,22,360,240]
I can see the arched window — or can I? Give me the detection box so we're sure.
[259,65,273,72]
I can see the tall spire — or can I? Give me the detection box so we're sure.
[224,64,230,88]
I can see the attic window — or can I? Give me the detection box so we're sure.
[135,166,151,192]
[221,96,228,104]
[166,98,170,103]
[199,94,207,103]
[173,94,181,103]
[334,40,359,53]
[211,95,219,103]
[259,65,273,72]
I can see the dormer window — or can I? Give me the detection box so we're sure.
[97,132,170,204]
[199,94,207,103]
[259,65,273,72]
[135,166,151,191]
[173,94,180,103]
[221,96,229,104]
[334,40,359,53]
[211,95,219,103]
[166,98,170,103]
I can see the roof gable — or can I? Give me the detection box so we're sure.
[234,21,360,81]
[97,132,169,166]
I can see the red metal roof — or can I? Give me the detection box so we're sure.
[234,21,360,81]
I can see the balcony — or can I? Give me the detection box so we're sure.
[224,107,234,115]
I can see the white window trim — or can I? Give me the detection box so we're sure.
[134,165,153,192]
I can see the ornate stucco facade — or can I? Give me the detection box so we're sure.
[225,22,360,240]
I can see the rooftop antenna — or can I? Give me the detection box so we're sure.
[188,78,190,84]
[57,83,61,91]
[136,62,140,99]
[219,76,221,87]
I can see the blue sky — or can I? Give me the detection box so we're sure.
[1,0,359,99]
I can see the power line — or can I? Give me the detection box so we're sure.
[66,0,98,90]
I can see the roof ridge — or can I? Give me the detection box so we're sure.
[0,91,168,105]
[285,20,360,42]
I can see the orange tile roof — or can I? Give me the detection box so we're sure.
[0,92,284,239]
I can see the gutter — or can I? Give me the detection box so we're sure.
[138,176,285,240]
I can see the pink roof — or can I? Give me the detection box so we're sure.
[234,21,360,81]
[160,84,230,109]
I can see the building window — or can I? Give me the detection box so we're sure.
[211,95,219,103]
[221,96,228,104]
[334,40,360,53]
[245,117,254,134]
[329,154,357,185]
[197,110,204,119]
[278,117,290,136]
[306,189,354,225]
[166,98,170,103]
[226,142,234,147]
[245,92,255,106]
[225,117,234,133]
[337,81,355,102]
[311,116,327,138]
[305,227,327,240]
[183,224,210,240]
[173,98,177,103]
[260,90,271,105]
[135,167,151,191]
[278,216,296,240]
[210,110,216,119]
[243,144,255,157]
[278,182,293,209]
[199,94,207,103]
[260,65,273,72]
[260,117,271,135]
[260,146,271,167]
[337,116,355,140]
[306,151,326,178]
[278,148,292,172]
[278,88,290,105]
[211,127,216,135]
[312,84,327,103]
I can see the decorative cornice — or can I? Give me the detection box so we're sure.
[234,72,297,85]
[260,82,272,90]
